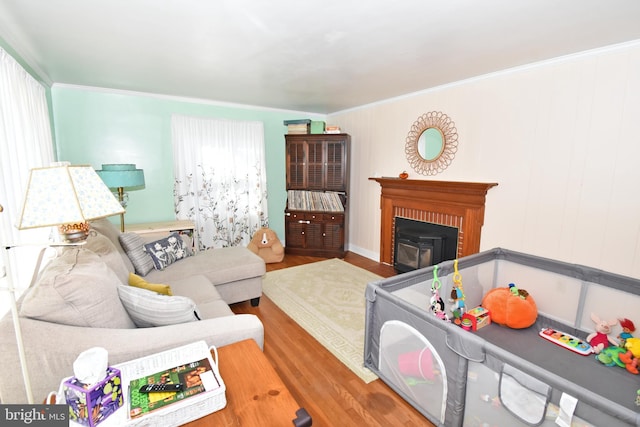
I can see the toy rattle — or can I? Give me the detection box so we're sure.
[449,259,466,320]
[429,265,449,322]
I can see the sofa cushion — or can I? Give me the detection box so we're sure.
[85,231,130,284]
[145,246,265,286]
[143,232,192,270]
[119,232,155,276]
[117,285,200,328]
[129,273,172,295]
[168,275,233,318]
[169,274,222,304]
[20,248,136,329]
[90,218,135,273]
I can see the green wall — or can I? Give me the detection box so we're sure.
[51,86,324,239]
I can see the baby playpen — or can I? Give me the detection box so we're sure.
[364,248,640,427]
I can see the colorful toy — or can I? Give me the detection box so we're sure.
[481,283,537,329]
[398,348,435,382]
[449,259,466,320]
[618,318,636,346]
[618,337,640,374]
[594,345,626,366]
[479,393,501,407]
[539,327,593,356]
[586,313,619,354]
[462,307,491,332]
[247,227,284,263]
[429,265,449,322]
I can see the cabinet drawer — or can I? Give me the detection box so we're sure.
[323,213,344,222]
[286,211,323,222]
[286,211,305,221]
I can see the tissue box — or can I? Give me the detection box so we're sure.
[63,367,123,427]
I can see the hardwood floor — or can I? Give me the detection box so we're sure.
[230,252,434,427]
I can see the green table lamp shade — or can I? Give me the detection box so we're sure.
[96,164,145,231]
[96,164,145,189]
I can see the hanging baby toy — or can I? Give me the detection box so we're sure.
[449,259,466,323]
[430,265,450,322]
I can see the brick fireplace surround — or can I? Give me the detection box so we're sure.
[369,178,498,265]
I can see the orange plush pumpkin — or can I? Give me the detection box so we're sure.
[481,285,537,329]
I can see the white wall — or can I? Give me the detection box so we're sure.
[331,41,640,279]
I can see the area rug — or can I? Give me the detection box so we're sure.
[262,258,381,383]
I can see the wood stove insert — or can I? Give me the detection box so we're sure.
[394,217,458,272]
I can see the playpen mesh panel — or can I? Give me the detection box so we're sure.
[379,320,447,423]
[463,361,600,427]
[493,260,583,325]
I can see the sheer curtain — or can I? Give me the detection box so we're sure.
[0,47,55,316]
[171,115,268,250]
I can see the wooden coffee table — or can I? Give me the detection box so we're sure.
[183,339,309,426]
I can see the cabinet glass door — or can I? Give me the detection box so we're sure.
[287,141,306,189]
[325,141,346,191]
[307,141,324,189]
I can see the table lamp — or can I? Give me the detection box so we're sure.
[96,164,145,232]
[17,162,126,242]
[4,162,125,403]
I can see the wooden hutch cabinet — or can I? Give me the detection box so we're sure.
[285,133,350,258]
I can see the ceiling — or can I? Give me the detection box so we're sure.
[1,1,640,114]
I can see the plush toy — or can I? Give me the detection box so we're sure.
[586,313,619,354]
[619,337,640,374]
[618,318,636,347]
[430,291,449,322]
[594,346,626,367]
[481,283,537,329]
[247,227,285,263]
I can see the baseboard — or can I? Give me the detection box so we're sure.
[346,244,380,263]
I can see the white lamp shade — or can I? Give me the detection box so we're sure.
[17,163,125,229]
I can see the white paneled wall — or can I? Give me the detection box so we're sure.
[332,41,640,279]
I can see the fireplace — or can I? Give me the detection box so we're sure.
[369,178,498,264]
[394,217,458,272]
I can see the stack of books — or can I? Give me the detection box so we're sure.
[283,119,311,134]
[324,125,341,134]
[287,190,344,212]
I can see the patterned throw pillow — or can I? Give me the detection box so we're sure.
[117,285,200,328]
[119,232,155,276]
[143,232,192,270]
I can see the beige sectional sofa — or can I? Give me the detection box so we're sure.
[0,218,266,403]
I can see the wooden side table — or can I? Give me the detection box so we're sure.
[184,339,310,426]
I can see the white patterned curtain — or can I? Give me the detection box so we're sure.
[0,47,55,316]
[171,115,268,250]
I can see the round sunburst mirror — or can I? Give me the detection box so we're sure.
[405,111,458,176]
